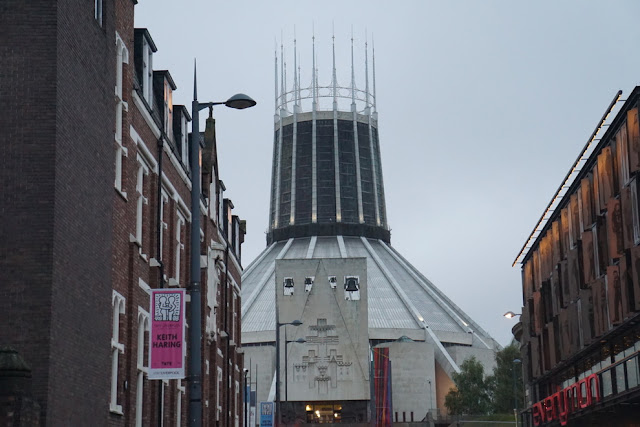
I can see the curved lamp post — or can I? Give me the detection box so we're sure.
[513,358,522,427]
[275,320,302,426]
[189,63,256,427]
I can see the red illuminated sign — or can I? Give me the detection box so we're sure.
[532,373,600,426]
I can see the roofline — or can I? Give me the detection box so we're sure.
[513,87,640,267]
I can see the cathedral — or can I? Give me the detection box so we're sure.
[240,36,499,425]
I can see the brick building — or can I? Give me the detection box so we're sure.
[514,87,640,426]
[1,1,246,425]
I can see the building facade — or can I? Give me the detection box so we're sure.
[1,1,246,425]
[241,37,499,425]
[515,87,640,426]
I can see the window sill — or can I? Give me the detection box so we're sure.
[109,404,123,416]
[115,187,128,201]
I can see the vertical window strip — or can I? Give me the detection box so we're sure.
[632,178,640,244]
[592,225,600,278]
[619,132,630,186]
[578,190,584,232]
[568,201,576,249]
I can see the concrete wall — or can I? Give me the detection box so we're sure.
[447,345,497,377]
[243,345,276,406]
[375,341,436,422]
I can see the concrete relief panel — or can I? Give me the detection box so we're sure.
[275,258,369,402]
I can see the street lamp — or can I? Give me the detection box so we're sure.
[503,311,521,319]
[275,319,302,426]
[243,368,250,427]
[285,338,307,402]
[513,358,522,427]
[188,63,256,427]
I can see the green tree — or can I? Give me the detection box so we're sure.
[444,356,491,415]
[486,343,524,414]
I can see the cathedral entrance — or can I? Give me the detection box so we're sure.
[304,403,341,423]
[282,400,368,424]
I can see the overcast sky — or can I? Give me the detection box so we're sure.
[135,1,640,346]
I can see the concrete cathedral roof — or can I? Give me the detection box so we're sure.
[241,235,497,357]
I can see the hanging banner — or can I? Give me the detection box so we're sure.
[373,347,393,427]
[259,402,274,427]
[149,289,186,380]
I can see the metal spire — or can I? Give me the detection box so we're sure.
[372,36,377,113]
[365,31,370,114]
[193,58,198,100]
[294,28,298,108]
[280,38,285,111]
[332,26,337,109]
[274,41,278,111]
[312,27,317,110]
[297,53,302,107]
[350,28,356,107]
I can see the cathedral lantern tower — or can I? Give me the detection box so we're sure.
[268,35,389,244]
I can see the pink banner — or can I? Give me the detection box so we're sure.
[149,289,186,379]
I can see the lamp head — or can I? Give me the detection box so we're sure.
[290,320,303,326]
[504,311,520,319]
[225,93,257,110]
[295,338,307,344]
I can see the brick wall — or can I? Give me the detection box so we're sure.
[0,0,115,424]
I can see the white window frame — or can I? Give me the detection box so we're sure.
[173,211,186,285]
[142,38,153,106]
[164,79,173,138]
[94,0,103,26]
[135,308,150,426]
[176,380,185,427]
[235,380,240,427]
[232,293,237,343]
[159,190,169,257]
[218,187,224,233]
[114,33,129,196]
[217,367,223,419]
[181,113,189,168]
[111,291,126,414]
[135,159,150,249]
